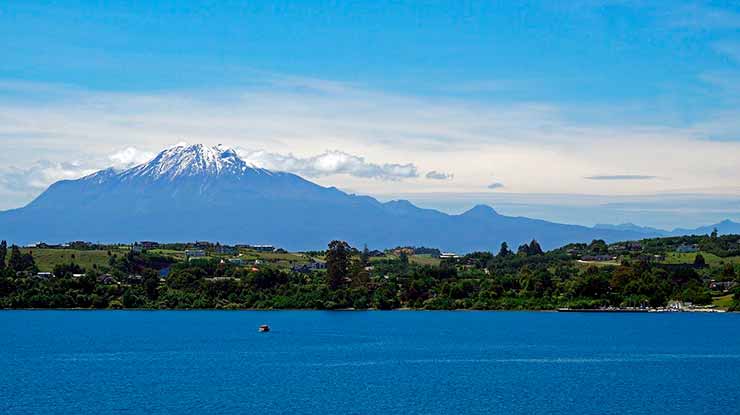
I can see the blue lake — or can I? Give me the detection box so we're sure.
[1,311,739,414]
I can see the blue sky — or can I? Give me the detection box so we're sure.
[4,1,738,107]
[1,0,740,227]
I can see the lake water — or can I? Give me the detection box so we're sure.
[1,311,739,414]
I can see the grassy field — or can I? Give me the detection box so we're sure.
[15,246,737,276]
[145,248,314,270]
[148,249,187,261]
[368,253,442,267]
[409,254,441,267]
[662,252,740,267]
[11,248,116,272]
[713,294,735,309]
[575,259,620,269]
[240,249,308,262]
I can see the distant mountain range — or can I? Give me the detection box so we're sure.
[1,144,738,252]
[593,220,740,238]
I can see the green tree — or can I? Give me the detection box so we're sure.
[349,258,370,288]
[528,239,544,256]
[326,240,351,289]
[589,239,608,254]
[497,242,511,258]
[53,262,84,278]
[0,240,6,269]
[399,251,409,266]
[361,244,370,266]
[142,270,160,301]
[122,289,144,308]
[693,254,706,268]
[721,263,736,280]
[8,245,24,272]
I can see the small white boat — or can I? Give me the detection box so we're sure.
[258,324,270,333]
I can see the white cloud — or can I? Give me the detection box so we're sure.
[585,175,658,181]
[0,144,422,209]
[425,170,454,180]
[0,146,155,206]
[108,147,155,168]
[1,76,740,211]
[0,160,97,206]
[239,149,419,180]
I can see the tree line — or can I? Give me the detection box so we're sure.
[1,237,739,310]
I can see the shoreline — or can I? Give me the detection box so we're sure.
[0,307,734,313]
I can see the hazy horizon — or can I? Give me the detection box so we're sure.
[2,141,738,231]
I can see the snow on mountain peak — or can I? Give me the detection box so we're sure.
[121,143,271,181]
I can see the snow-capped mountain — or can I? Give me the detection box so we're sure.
[119,144,273,181]
[81,144,275,185]
[0,144,734,251]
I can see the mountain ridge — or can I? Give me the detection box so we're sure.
[1,144,737,252]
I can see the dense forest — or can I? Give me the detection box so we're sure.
[0,234,739,311]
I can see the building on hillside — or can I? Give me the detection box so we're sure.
[608,244,627,252]
[185,249,206,258]
[637,254,665,262]
[98,274,117,284]
[68,241,93,249]
[205,276,239,282]
[676,244,698,253]
[216,245,238,255]
[392,247,415,256]
[35,272,53,279]
[126,274,143,283]
[131,243,143,254]
[292,262,327,273]
[228,258,246,266]
[709,280,736,292]
[625,242,642,251]
[140,241,159,249]
[250,245,275,252]
[581,255,617,262]
[439,252,461,260]
[36,242,63,249]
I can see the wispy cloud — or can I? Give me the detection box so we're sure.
[425,170,454,180]
[108,147,155,168]
[664,3,740,29]
[0,160,94,192]
[585,175,658,180]
[0,143,423,208]
[487,182,505,190]
[238,149,419,181]
[712,41,740,64]
[0,146,154,206]
[1,76,740,210]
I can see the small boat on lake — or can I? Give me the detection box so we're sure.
[258,324,270,332]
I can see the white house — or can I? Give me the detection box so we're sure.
[185,249,206,257]
[676,244,698,253]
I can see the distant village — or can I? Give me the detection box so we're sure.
[3,231,739,312]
